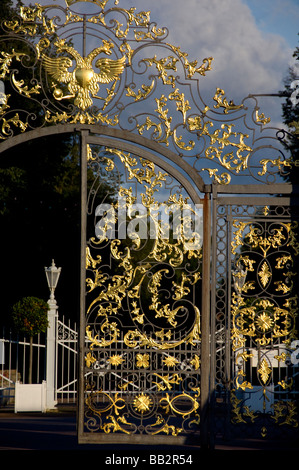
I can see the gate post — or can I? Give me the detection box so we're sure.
[46,297,58,410]
[45,259,61,411]
[200,193,211,448]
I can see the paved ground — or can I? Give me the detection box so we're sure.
[0,410,297,461]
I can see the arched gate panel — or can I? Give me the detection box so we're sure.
[78,133,205,444]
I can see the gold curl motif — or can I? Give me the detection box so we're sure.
[160,391,200,418]
[0,0,289,187]
[86,321,119,349]
[85,148,201,362]
[123,305,200,350]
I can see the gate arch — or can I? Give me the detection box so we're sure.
[79,131,207,445]
[0,122,210,447]
[0,124,206,198]
[0,0,298,450]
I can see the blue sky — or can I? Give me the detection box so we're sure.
[245,0,299,50]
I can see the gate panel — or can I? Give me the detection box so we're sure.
[78,141,203,444]
[212,195,299,445]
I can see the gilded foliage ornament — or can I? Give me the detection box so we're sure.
[0,0,292,185]
[229,208,299,435]
[83,145,202,437]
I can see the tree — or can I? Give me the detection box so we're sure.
[0,1,118,325]
[280,37,299,183]
[11,296,49,384]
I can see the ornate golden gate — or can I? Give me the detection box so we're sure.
[79,133,205,445]
[211,188,299,446]
[0,0,298,449]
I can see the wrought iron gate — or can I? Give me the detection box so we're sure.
[211,188,299,446]
[78,133,206,445]
[0,0,298,450]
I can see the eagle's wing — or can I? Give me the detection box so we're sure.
[42,55,73,83]
[95,56,126,84]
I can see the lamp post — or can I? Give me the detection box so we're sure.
[44,259,61,410]
[45,259,61,304]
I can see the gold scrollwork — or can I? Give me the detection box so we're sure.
[126,80,155,101]
[166,43,213,79]
[86,321,119,349]
[153,373,183,391]
[271,401,298,428]
[213,88,244,114]
[230,213,299,432]
[258,156,293,177]
[0,0,289,188]
[150,417,182,437]
[160,391,200,419]
[85,148,201,361]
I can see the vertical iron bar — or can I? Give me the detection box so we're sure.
[74,320,77,403]
[15,331,19,388]
[224,204,232,440]
[62,322,65,401]
[23,335,26,384]
[83,15,86,58]
[209,187,217,449]
[38,335,40,383]
[9,329,12,388]
[78,129,89,441]
[68,318,71,403]
[200,193,211,449]
[0,328,3,389]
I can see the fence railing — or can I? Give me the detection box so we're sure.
[56,317,78,404]
[0,316,77,410]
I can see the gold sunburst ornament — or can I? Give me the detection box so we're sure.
[42,39,126,111]
[133,393,153,413]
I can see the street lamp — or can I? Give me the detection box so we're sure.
[44,259,61,303]
[44,259,61,411]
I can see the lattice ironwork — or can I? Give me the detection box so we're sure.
[212,198,299,442]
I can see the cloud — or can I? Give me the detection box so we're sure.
[154,0,291,93]
[120,0,293,124]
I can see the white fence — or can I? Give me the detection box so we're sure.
[56,318,78,404]
[0,315,78,410]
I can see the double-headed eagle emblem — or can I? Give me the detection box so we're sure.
[42,40,126,111]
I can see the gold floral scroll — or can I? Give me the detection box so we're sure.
[83,146,202,437]
[230,215,299,437]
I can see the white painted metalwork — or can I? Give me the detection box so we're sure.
[0,314,79,410]
[55,317,78,404]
